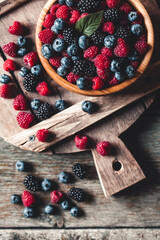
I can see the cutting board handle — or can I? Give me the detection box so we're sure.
[91,136,145,198]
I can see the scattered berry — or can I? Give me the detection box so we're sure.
[103,22,115,34]
[110,59,121,72]
[0,74,11,84]
[114,38,129,58]
[38,28,55,44]
[106,0,120,8]
[43,14,56,28]
[41,44,53,59]
[78,35,90,50]
[90,30,105,46]
[19,67,28,77]
[81,100,96,114]
[57,66,68,77]
[128,11,138,22]
[31,65,42,76]
[23,52,39,67]
[128,51,139,61]
[92,77,104,90]
[84,46,99,59]
[15,160,26,172]
[69,10,80,24]
[36,129,50,142]
[49,56,61,68]
[63,27,78,45]
[11,194,21,204]
[61,200,70,210]
[56,5,69,19]
[30,98,41,110]
[0,84,14,98]
[41,179,52,191]
[23,207,35,218]
[120,2,132,15]
[108,76,119,86]
[17,36,28,47]
[23,73,38,92]
[44,204,56,215]
[2,42,18,57]
[17,112,34,129]
[36,82,51,96]
[76,77,89,90]
[115,71,125,81]
[130,60,139,69]
[3,59,16,72]
[74,135,88,149]
[18,48,27,57]
[68,187,84,202]
[66,0,74,7]
[61,57,72,68]
[8,21,24,35]
[115,26,130,39]
[13,94,28,110]
[50,190,63,203]
[72,163,87,179]
[70,206,80,217]
[66,72,80,83]
[36,102,54,120]
[125,65,136,78]
[131,24,143,36]
[50,4,61,14]
[94,54,110,70]
[104,35,116,48]
[97,68,109,80]
[55,99,68,111]
[22,191,35,207]
[53,38,65,52]
[77,0,100,13]
[96,141,111,156]
[104,9,121,23]
[58,171,71,183]
[24,175,40,192]
[134,40,147,55]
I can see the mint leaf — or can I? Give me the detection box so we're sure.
[75,11,104,37]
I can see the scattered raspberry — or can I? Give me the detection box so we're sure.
[66,72,80,83]
[43,14,56,28]
[92,77,104,90]
[61,50,69,58]
[134,40,147,55]
[96,141,111,156]
[114,38,129,58]
[97,68,110,80]
[50,4,61,15]
[101,47,113,58]
[139,33,147,41]
[2,42,18,57]
[74,134,88,150]
[0,84,14,98]
[84,46,99,59]
[13,94,28,110]
[106,0,120,8]
[49,56,61,68]
[38,28,55,44]
[132,11,142,25]
[69,10,80,24]
[36,129,50,142]
[108,76,119,86]
[56,5,69,20]
[130,61,140,69]
[36,82,51,96]
[57,33,64,39]
[17,112,34,129]
[94,54,110,70]
[23,52,39,67]
[50,190,63,203]
[8,21,24,36]
[102,22,115,34]
[120,2,132,14]
[22,191,35,207]
[3,59,16,72]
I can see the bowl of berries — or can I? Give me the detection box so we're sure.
[36,0,154,96]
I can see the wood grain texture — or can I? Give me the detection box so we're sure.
[0,0,28,16]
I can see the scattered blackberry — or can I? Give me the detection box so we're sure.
[68,187,84,202]
[115,26,130,39]
[104,9,121,23]
[72,59,85,76]
[36,102,54,120]
[84,61,96,77]
[77,0,101,13]
[72,163,87,179]
[90,31,105,46]
[63,28,78,45]
[23,73,38,92]
[24,175,40,192]
[116,57,129,68]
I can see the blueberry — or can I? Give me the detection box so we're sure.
[81,101,96,114]
[41,44,53,59]
[131,24,143,36]
[65,0,74,7]
[67,44,80,57]
[78,35,90,50]
[58,171,71,183]
[128,11,138,22]
[126,65,136,78]
[51,24,60,34]
[76,77,89,90]
[23,207,35,218]
[115,71,125,81]
[128,51,139,61]
[61,57,72,68]
[41,179,52,191]
[0,74,11,84]
[61,200,70,210]
[30,99,41,110]
[57,66,68,77]
[53,38,65,52]
[44,204,56,215]
[110,59,121,72]
[59,0,65,4]
[71,56,80,61]
[15,160,26,172]
[11,194,21,204]
[104,35,116,48]
[18,48,27,57]
[54,18,65,30]
[31,65,42,76]
[17,36,27,47]
[19,67,28,77]
[55,99,68,111]
[70,206,79,217]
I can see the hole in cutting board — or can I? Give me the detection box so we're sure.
[112,160,122,171]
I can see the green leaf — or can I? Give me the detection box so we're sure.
[75,11,104,37]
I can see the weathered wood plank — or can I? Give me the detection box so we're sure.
[0,0,29,16]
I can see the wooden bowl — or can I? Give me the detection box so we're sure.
[36,0,154,96]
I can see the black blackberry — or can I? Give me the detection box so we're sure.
[84,60,96,77]
[90,31,105,46]
[68,188,84,202]
[63,28,78,45]
[116,57,129,69]
[36,102,54,120]
[115,26,130,39]
[77,0,101,13]
[104,9,121,23]
[72,163,87,179]
[72,59,85,76]
[24,175,40,192]
[23,73,38,92]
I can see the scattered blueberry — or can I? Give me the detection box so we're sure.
[61,57,72,68]
[55,99,68,111]
[78,35,90,50]
[23,207,35,218]
[115,71,125,81]
[81,101,96,114]
[59,0,65,4]
[31,65,42,76]
[19,67,28,77]
[104,35,116,48]
[126,65,136,78]
[18,48,27,57]
[0,74,11,84]
[53,38,65,52]
[131,24,143,36]
[65,0,74,7]
[110,59,121,72]
[67,44,80,57]
[17,36,27,47]
[11,194,21,204]
[30,99,41,110]
[61,200,70,210]
[51,25,60,34]
[71,56,80,61]
[57,66,68,77]
[58,171,71,183]
[70,206,80,217]
[54,18,65,30]
[41,178,52,191]
[128,51,139,61]
[16,160,26,172]
[128,11,138,22]
[76,77,89,90]
[44,204,55,215]
[41,44,53,59]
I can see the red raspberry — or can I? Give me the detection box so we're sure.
[13,94,28,110]
[94,54,110,70]
[61,50,69,58]
[132,11,143,25]
[8,21,24,36]
[49,56,61,68]
[74,134,88,150]
[50,190,63,203]
[36,82,51,96]
[50,4,61,14]
[3,59,16,72]
[114,38,129,58]
[56,5,69,20]
[96,141,111,156]
[102,22,115,34]
[66,72,79,83]
[23,52,39,67]
[108,76,119,86]
[78,13,89,20]
[130,61,140,69]
[97,68,110,80]
[57,33,64,39]
[84,46,99,59]
[43,14,56,28]
[36,129,50,142]
[17,112,34,129]
[134,40,148,55]
[22,191,35,207]
[92,77,104,90]
[101,47,113,58]
[120,2,132,14]
[2,42,18,57]
[0,84,14,98]
[106,0,120,8]
[69,10,80,24]
[38,28,55,44]
[139,33,147,41]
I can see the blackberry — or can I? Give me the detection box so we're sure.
[36,102,54,120]
[90,31,105,46]
[72,163,87,179]
[116,57,129,68]
[84,60,96,77]
[77,0,101,13]
[68,187,84,202]
[23,73,38,92]
[115,26,130,39]
[104,9,121,23]
[24,175,40,192]
[63,28,78,45]
[72,59,85,76]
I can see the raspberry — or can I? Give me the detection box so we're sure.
[132,11,142,25]
[114,38,129,58]
[139,33,147,41]
[38,28,55,44]
[84,46,99,59]
[49,56,61,68]
[69,10,80,24]
[2,42,18,57]
[61,50,69,57]
[108,76,119,86]
[78,13,89,20]
[94,54,110,70]
[97,68,109,80]
[130,61,140,69]
[57,33,64,39]
[66,72,80,83]
[8,21,24,35]
[3,59,16,72]
[74,134,88,149]
[56,5,69,20]
[50,4,61,14]
[106,0,120,8]
[50,190,63,203]
[0,84,14,98]
[36,82,51,96]
[17,112,34,129]
[43,14,56,28]
[101,47,113,58]
[13,94,28,110]
[92,77,104,90]
[36,129,50,142]
[102,22,115,34]
[134,40,147,55]
[96,141,111,156]
[120,2,132,14]
[23,52,39,67]
[22,191,35,207]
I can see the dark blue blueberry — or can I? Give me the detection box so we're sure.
[31,65,42,76]
[128,51,139,61]
[53,38,65,52]
[19,67,28,78]
[131,24,143,36]
[128,11,138,22]
[71,56,80,61]
[15,160,26,172]
[41,179,52,191]
[30,99,41,110]
[11,194,21,204]
[104,35,116,48]
[76,77,88,90]
[55,99,67,111]
[81,101,96,114]
[17,36,27,47]
[44,204,55,215]
[59,0,65,4]
[61,57,72,68]
[57,66,68,77]
[51,24,60,34]
[23,207,35,218]
[115,71,125,81]
[54,18,65,30]
[70,207,79,217]
[126,65,136,78]
[110,59,121,72]
[67,44,80,57]
[0,74,11,84]
[78,35,90,50]
[41,44,53,59]
[61,200,70,210]
[58,171,70,183]
[65,0,74,7]
[18,48,27,57]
